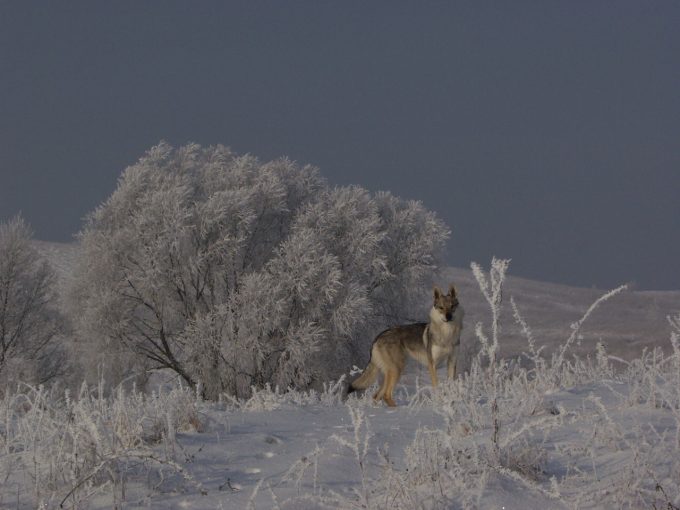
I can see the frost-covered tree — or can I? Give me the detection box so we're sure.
[0,216,63,389]
[71,142,449,398]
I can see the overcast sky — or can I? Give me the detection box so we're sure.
[1,2,679,290]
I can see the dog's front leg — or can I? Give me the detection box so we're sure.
[446,356,456,379]
[427,356,439,388]
[446,344,458,379]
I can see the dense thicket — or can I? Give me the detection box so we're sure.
[70,143,449,398]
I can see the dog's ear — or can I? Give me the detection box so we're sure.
[433,286,442,300]
[448,284,457,298]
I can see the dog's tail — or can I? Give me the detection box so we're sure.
[348,360,379,394]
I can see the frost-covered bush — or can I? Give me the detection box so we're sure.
[0,381,203,509]
[70,142,448,398]
[0,216,64,391]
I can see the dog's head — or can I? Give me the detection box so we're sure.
[433,284,459,322]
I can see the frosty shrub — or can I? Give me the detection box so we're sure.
[0,216,64,391]
[0,381,203,509]
[70,142,448,398]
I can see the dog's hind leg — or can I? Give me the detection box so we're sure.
[385,351,407,406]
[373,371,387,402]
[383,369,400,407]
[371,349,388,402]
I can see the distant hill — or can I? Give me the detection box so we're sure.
[32,240,79,296]
[33,240,679,364]
[441,266,679,364]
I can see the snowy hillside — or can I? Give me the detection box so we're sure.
[442,266,680,363]
[4,241,676,509]
[4,334,680,509]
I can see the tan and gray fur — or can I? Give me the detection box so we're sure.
[348,284,464,406]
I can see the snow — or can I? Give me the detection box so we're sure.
[3,241,677,508]
[5,354,680,509]
[109,403,433,508]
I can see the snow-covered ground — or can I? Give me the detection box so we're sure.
[3,241,676,509]
[4,351,680,509]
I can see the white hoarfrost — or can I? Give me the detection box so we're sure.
[0,216,65,390]
[2,259,680,509]
[68,142,449,398]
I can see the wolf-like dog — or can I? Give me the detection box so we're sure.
[348,284,464,406]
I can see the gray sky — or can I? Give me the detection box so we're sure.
[1,2,679,290]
